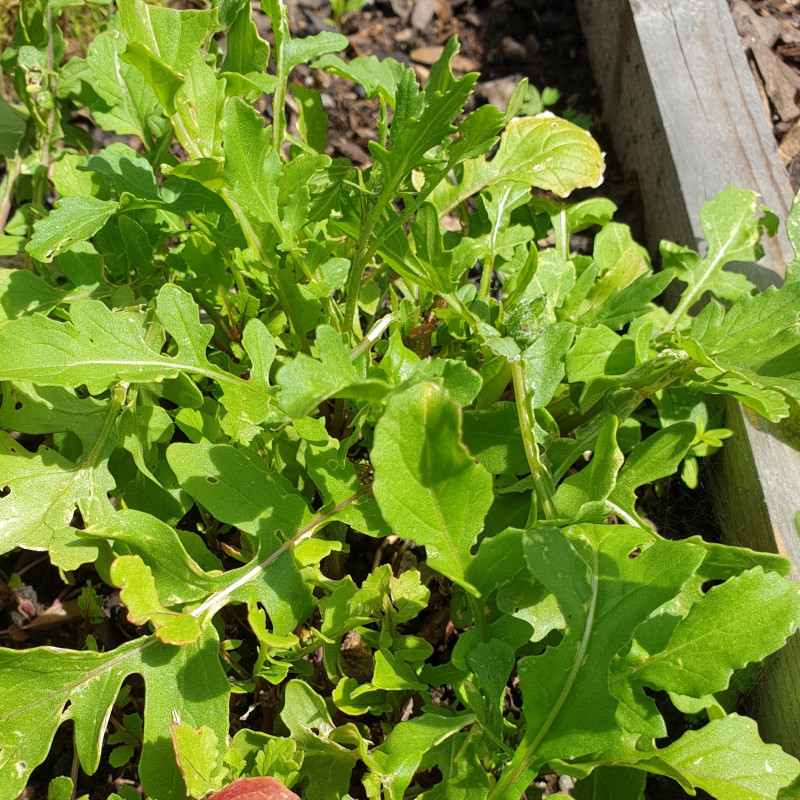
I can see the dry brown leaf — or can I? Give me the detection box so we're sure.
[21,598,81,630]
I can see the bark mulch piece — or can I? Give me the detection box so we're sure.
[729,0,800,189]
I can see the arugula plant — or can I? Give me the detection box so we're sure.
[2,1,800,798]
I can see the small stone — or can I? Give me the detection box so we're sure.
[558,775,576,793]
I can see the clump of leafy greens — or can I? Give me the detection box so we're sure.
[1,1,800,799]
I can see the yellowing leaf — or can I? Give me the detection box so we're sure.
[110,555,202,645]
[431,115,605,214]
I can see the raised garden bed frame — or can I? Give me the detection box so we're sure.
[574,0,800,758]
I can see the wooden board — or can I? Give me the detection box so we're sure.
[574,0,800,756]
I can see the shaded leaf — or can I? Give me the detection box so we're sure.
[371,383,493,590]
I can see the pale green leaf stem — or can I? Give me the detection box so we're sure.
[510,358,557,521]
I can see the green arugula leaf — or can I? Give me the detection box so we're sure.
[553,415,623,522]
[166,441,314,635]
[371,383,493,590]
[0,268,62,321]
[119,41,184,118]
[279,680,361,800]
[277,325,389,417]
[221,96,331,251]
[284,31,348,72]
[170,721,225,798]
[118,0,217,71]
[0,383,108,458]
[363,713,474,800]
[110,554,203,644]
[665,187,778,329]
[312,53,406,106]
[369,39,476,192]
[462,403,528,475]
[83,30,165,142]
[431,115,605,214]
[606,422,696,525]
[222,1,269,76]
[686,283,800,403]
[27,197,118,263]
[631,567,800,698]
[294,416,390,536]
[490,525,706,799]
[0,94,28,158]
[573,767,645,800]
[173,52,226,159]
[290,84,328,154]
[646,714,800,799]
[0,429,110,569]
[0,628,229,800]
[523,322,575,409]
[0,286,278,425]
[84,509,216,604]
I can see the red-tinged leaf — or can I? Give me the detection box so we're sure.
[209,777,300,800]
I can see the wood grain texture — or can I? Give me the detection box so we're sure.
[575,0,800,755]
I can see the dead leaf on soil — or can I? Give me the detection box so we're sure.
[21,598,81,630]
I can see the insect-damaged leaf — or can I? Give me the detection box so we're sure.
[0,628,229,800]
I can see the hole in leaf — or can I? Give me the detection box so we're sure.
[13,402,22,411]
[628,547,642,559]
[69,509,85,530]
[701,580,724,595]
[206,476,219,484]
[0,486,10,498]
[415,767,443,792]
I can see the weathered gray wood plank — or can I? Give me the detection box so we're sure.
[576,0,794,282]
[575,0,800,756]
